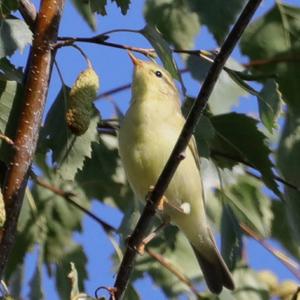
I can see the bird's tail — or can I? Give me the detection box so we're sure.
[191,229,235,294]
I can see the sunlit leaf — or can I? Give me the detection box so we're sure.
[210,113,280,198]
[144,0,200,49]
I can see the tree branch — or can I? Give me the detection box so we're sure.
[0,0,65,277]
[30,171,116,234]
[145,248,204,298]
[240,223,300,280]
[111,1,263,299]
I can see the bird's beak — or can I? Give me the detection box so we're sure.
[128,51,141,66]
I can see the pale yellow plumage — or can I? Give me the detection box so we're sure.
[118,53,234,294]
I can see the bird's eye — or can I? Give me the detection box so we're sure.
[155,70,163,78]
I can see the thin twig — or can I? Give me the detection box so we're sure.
[29,171,116,234]
[111,1,263,299]
[240,223,300,280]
[0,0,66,277]
[145,248,204,298]
[56,36,155,57]
[31,171,203,297]
[211,150,300,192]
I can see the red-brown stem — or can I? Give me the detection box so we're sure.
[0,0,65,277]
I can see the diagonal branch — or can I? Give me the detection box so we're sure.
[111,1,263,299]
[240,223,300,280]
[0,0,65,277]
[29,171,116,234]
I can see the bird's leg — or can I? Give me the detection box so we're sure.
[147,185,191,214]
[136,217,170,255]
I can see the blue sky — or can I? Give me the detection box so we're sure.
[11,0,300,299]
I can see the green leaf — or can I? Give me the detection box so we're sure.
[144,0,200,49]
[187,55,247,114]
[188,0,246,43]
[210,112,280,198]
[225,70,282,132]
[257,79,282,133]
[0,78,23,162]
[221,204,243,270]
[229,264,269,300]
[5,190,43,280]
[140,25,183,84]
[182,97,216,158]
[220,176,273,238]
[277,114,300,248]
[8,266,23,299]
[0,19,32,58]
[55,245,88,300]
[90,0,107,15]
[271,200,300,259]
[76,135,133,211]
[0,0,19,15]
[71,0,97,31]
[124,285,141,300]
[111,0,130,15]
[40,86,100,181]
[0,58,23,83]
[240,3,300,113]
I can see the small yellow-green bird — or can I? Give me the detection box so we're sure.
[118,52,234,294]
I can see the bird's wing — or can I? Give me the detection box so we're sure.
[188,135,201,171]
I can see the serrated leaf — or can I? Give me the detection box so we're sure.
[0,19,32,58]
[144,0,200,49]
[56,245,88,300]
[90,0,107,15]
[221,204,243,270]
[76,135,133,211]
[188,0,246,43]
[112,0,130,15]
[71,0,97,31]
[225,69,282,133]
[210,112,280,198]
[187,56,247,114]
[240,3,300,113]
[140,24,185,93]
[40,86,100,181]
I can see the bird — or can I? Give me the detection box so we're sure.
[118,52,235,294]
